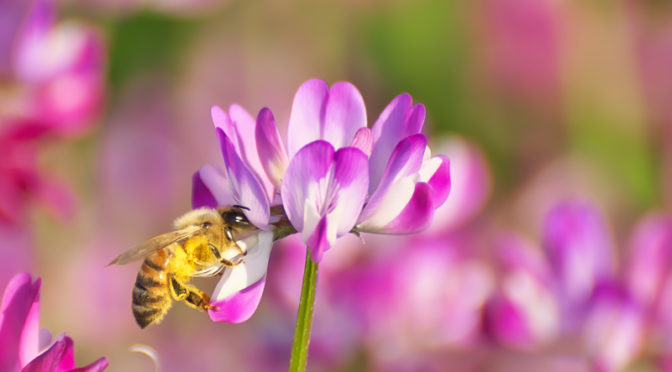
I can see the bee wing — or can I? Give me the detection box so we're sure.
[107,225,203,266]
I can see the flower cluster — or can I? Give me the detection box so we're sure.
[0,273,108,372]
[0,0,105,224]
[192,79,451,322]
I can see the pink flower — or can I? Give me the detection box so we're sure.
[543,201,616,319]
[486,232,560,350]
[0,273,108,372]
[0,0,105,225]
[583,282,644,372]
[192,78,451,323]
[2,0,105,134]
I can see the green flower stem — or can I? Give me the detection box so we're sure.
[288,248,319,372]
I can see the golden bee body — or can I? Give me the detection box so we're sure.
[110,206,257,328]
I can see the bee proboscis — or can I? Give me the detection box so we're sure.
[108,206,258,328]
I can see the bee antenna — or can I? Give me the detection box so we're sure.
[233,204,250,211]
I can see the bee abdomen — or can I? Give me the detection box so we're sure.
[132,254,171,328]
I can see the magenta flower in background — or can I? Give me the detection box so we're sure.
[486,232,560,350]
[0,0,105,225]
[1,0,105,135]
[192,78,451,323]
[543,201,616,321]
[583,282,644,372]
[0,273,108,372]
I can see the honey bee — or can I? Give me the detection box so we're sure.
[108,206,258,328]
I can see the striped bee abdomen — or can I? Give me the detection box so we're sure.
[132,249,172,328]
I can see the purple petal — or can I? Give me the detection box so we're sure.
[281,142,368,255]
[210,105,233,134]
[191,169,218,209]
[362,182,434,234]
[625,214,672,310]
[191,165,234,209]
[425,155,451,208]
[350,127,373,157]
[229,105,274,198]
[281,140,334,233]
[213,105,274,201]
[209,231,273,323]
[0,273,40,371]
[321,82,367,151]
[21,334,74,372]
[369,134,427,197]
[486,234,560,349]
[329,147,369,236]
[543,201,615,310]
[287,79,367,157]
[369,94,426,190]
[209,277,266,323]
[427,138,491,233]
[12,0,55,82]
[287,79,329,157]
[583,281,644,372]
[217,129,270,229]
[255,108,288,190]
[358,135,427,229]
[306,215,329,262]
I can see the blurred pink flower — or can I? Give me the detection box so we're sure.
[543,201,616,322]
[0,273,108,371]
[192,79,450,323]
[626,214,672,313]
[1,0,105,135]
[583,282,644,372]
[0,0,105,225]
[0,126,74,224]
[427,136,491,233]
[486,232,560,350]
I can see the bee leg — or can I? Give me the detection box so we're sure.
[226,227,247,256]
[169,275,215,311]
[208,243,244,267]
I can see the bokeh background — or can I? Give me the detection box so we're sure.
[2,0,672,370]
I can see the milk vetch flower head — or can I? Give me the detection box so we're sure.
[192,78,451,322]
[0,273,108,371]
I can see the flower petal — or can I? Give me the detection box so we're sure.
[208,277,266,324]
[306,215,329,262]
[369,94,425,190]
[213,105,274,201]
[428,138,491,233]
[209,231,273,322]
[330,147,369,236]
[191,165,234,208]
[422,154,451,208]
[281,140,334,234]
[350,127,373,157]
[0,273,41,371]
[322,81,367,151]
[281,141,368,257]
[287,79,367,157]
[543,201,615,310]
[217,129,270,229]
[21,334,74,372]
[255,107,288,191]
[287,79,329,157]
[359,134,427,227]
[360,182,434,234]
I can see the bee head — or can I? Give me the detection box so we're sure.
[220,205,251,228]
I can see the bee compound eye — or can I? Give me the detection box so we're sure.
[202,222,212,229]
